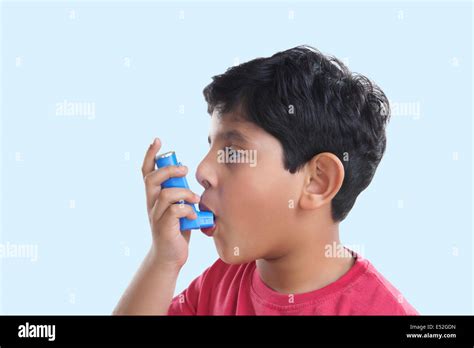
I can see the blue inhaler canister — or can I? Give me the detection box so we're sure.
[155,151,214,231]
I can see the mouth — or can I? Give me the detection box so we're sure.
[199,201,217,237]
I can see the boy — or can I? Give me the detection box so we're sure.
[114,45,418,315]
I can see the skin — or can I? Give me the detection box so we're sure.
[113,109,355,315]
[198,110,355,294]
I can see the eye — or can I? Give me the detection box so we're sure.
[223,145,243,165]
[224,146,237,157]
[225,146,237,155]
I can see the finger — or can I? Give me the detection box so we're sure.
[144,165,189,211]
[152,187,200,222]
[141,138,161,179]
[144,165,188,189]
[181,230,191,244]
[156,204,198,238]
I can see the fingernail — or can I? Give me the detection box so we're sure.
[194,194,200,200]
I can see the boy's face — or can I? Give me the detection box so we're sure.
[196,111,306,264]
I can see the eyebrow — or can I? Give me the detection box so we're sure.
[208,130,251,146]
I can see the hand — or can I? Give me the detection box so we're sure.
[141,138,200,269]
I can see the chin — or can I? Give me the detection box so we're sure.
[216,247,256,265]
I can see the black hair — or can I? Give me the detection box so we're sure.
[203,45,390,222]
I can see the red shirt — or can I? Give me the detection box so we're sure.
[168,252,418,315]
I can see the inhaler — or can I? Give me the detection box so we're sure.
[155,151,214,231]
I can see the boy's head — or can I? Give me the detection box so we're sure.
[196,45,390,264]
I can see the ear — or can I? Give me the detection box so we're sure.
[299,152,345,211]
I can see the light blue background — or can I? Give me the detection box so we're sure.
[0,0,472,314]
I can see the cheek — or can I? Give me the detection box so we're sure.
[224,172,272,229]
[216,168,297,260]
[212,174,268,262]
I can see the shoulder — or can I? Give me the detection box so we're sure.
[353,258,418,315]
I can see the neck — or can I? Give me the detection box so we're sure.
[256,222,355,294]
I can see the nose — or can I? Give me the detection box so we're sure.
[196,151,217,190]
